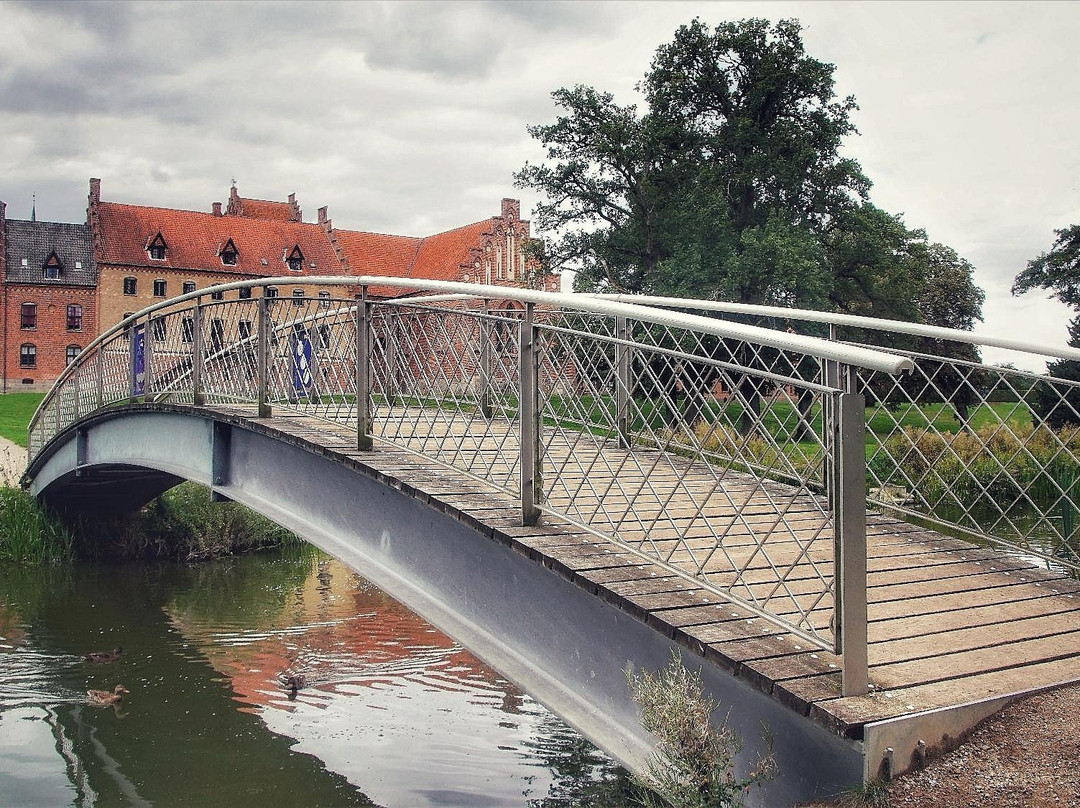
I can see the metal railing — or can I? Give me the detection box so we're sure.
[29,278,940,696]
[596,294,1080,579]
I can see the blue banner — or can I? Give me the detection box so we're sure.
[132,325,146,396]
[291,331,313,395]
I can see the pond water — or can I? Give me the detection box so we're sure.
[0,551,638,807]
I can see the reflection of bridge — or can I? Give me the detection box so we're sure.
[24,278,1080,805]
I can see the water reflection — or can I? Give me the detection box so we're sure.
[0,553,636,807]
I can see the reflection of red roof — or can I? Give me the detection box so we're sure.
[96,202,340,277]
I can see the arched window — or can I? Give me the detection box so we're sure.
[182,281,196,294]
[123,276,137,295]
[19,343,36,368]
[153,279,167,297]
[292,288,305,306]
[65,344,81,366]
[264,286,278,298]
[20,302,36,330]
[318,290,331,309]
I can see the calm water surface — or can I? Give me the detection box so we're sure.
[0,552,636,807]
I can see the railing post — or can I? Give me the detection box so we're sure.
[834,364,869,697]
[257,294,272,418]
[192,299,205,406]
[480,302,492,419]
[72,362,81,422]
[615,316,632,449]
[356,286,373,451]
[519,302,540,526]
[823,323,839,508]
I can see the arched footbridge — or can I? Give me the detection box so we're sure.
[24,278,1080,806]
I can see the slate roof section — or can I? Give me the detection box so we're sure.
[4,219,96,286]
[95,202,340,277]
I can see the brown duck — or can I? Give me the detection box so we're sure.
[87,685,129,706]
[84,647,123,664]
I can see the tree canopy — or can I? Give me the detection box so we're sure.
[516,17,984,334]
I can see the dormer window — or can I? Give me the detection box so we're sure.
[43,251,63,280]
[220,239,239,266]
[147,233,168,261]
[286,245,304,272]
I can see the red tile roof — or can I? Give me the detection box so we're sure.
[410,221,488,283]
[333,220,490,294]
[95,202,340,277]
[235,198,295,222]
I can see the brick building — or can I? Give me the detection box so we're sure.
[0,202,97,391]
[0,178,556,393]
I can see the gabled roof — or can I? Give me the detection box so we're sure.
[95,202,340,277]
[333,219,489,290]
[4,219,96,286]
[234,198,295,222]
[410,220,488,283]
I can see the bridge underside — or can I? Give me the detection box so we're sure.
[27,405,863,807]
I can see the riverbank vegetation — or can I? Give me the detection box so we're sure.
[0,394,300,565]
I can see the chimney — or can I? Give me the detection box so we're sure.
[89,178,101,205]
[212,202,222,216]
[317,205,330,230]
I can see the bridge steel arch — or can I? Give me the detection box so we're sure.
[28,404,863,806]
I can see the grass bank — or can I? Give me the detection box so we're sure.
[0,393,301,565]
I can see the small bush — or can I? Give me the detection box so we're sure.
[627,650,775,808]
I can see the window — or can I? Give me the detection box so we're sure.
[122,312,134,340]
[148,233,167,261]
[238,287,252,300]
[20,303,36,330]
[153,279,167,297]
[151,316,167,341]
[181,317,194,344]
[210,287,225,301]
[318,324,331,348]
[123,276,137,295]
[292,288,305,306]
[66,344,81,366]
[67,304,83,331]
[238,320,253,341]
[318,290,331,309]
[264,286,278,298]
[182,281,196,295]
[43,251,63,280]
[286,245,304,272]
[220,239,239,266]
[19,343,36,368]
[210,318,225,351]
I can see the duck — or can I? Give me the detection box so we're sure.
[278,672,305,699]
[87,684,129,706]
[84,647,123,664]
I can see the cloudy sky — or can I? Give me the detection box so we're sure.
[2,0,1078,369]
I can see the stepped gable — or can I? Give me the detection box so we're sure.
[95,201,340,277]
[225,185,302,222]
[3,218,96,286]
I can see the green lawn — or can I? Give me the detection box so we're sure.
[0,393,46,447]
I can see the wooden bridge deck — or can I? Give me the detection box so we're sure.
[205,403,1080,743]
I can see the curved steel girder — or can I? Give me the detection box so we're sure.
[27,408,862,806]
